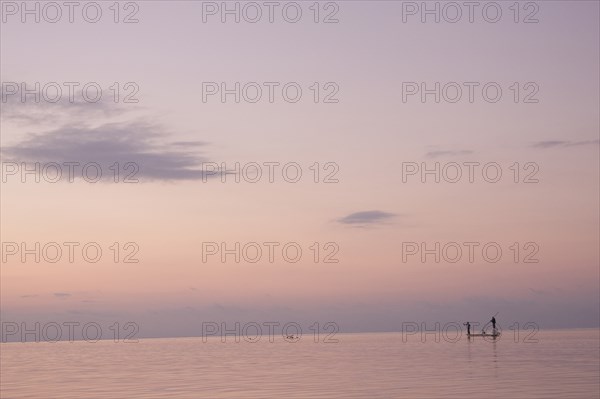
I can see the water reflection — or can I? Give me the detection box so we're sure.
[1,329,598,398]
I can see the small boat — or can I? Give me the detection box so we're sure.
[467,333,500,338]
[465,313,501,338]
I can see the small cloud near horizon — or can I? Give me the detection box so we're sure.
[337,210,396,227]
[425,149,474,158]
[531,140,599,149]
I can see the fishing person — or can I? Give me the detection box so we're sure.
[463,322,471,335]
[490,316,497,334]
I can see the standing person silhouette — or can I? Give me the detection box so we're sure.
[490,316,497,334]
[464,322,471,335]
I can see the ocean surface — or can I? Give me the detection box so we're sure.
[1,329,598,398]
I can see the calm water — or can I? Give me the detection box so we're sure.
[1,329,598,398]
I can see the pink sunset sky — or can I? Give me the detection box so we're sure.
[1,1,598,338]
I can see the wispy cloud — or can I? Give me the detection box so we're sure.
[529,287,563,296]
[1,84,130,126]
[54,292,71,298]
[425,149,473,158]
[529,288,549,296]
[1,122,217,182]
[531,140,599,149]
[337,210,396,227]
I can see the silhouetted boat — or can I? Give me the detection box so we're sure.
[467,332,500,338]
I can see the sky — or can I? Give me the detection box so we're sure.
[1,1,599,340]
